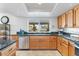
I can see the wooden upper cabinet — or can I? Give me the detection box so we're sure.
[74,5,79,27]
[66,10,74,28]
[58,16,62,28]
[61,14,66,28]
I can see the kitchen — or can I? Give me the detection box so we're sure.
[0,3,79,56]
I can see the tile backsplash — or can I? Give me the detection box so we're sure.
[63,28,79,34]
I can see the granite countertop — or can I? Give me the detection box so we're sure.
[17,32,58,36]
[59,34,79,49]
[0,40,16,50]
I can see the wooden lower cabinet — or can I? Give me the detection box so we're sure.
[30,41,39,49]
[57,37,75,56]
[57,37,62,53]
[49,36,57,49]
[61,43,68,56]
[49,41,56,49]
[30,36,75,56]
[29,36,57,49]
[10,35,19,48]
[68,43,75,56]
[39,40,49,49]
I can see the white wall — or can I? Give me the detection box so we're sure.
[0,13,58,34]
[0,13,27,34]
[49,18,58,32]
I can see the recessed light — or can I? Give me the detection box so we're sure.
[38,3,42,5]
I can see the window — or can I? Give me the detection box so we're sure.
[29,22,49,32]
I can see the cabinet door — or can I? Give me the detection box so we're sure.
[29,41,39,49]
[74,6,79,27]
[58,16,62,28]
[66,10,74,27]
[49,36,57,49]
[49,41,56,49]
[57,37,60,49]
[61,14,66,28]
[11,35,18,48]
[61,43,68,56]
[68,43,75,56]
[57,37,62,53]
[29,36,39,49]
[39,36,49,49]
[39,40,49,49]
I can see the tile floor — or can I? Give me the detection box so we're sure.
[16,50,62,56]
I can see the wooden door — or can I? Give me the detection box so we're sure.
[74,6,79,27]
[66,10,74,27]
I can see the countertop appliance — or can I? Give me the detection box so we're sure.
[19,36,29,49]
[75,47,79,56]
[75,43,79,56]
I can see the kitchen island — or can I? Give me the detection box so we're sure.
[0,40,16,56]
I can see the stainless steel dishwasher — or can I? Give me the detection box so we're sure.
[19,36,29,49]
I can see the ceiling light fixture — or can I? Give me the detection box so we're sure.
[38,3,42,5]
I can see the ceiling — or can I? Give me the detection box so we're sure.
[25,3,56,12]
[25,3,78,17]
[0,3,78,18]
